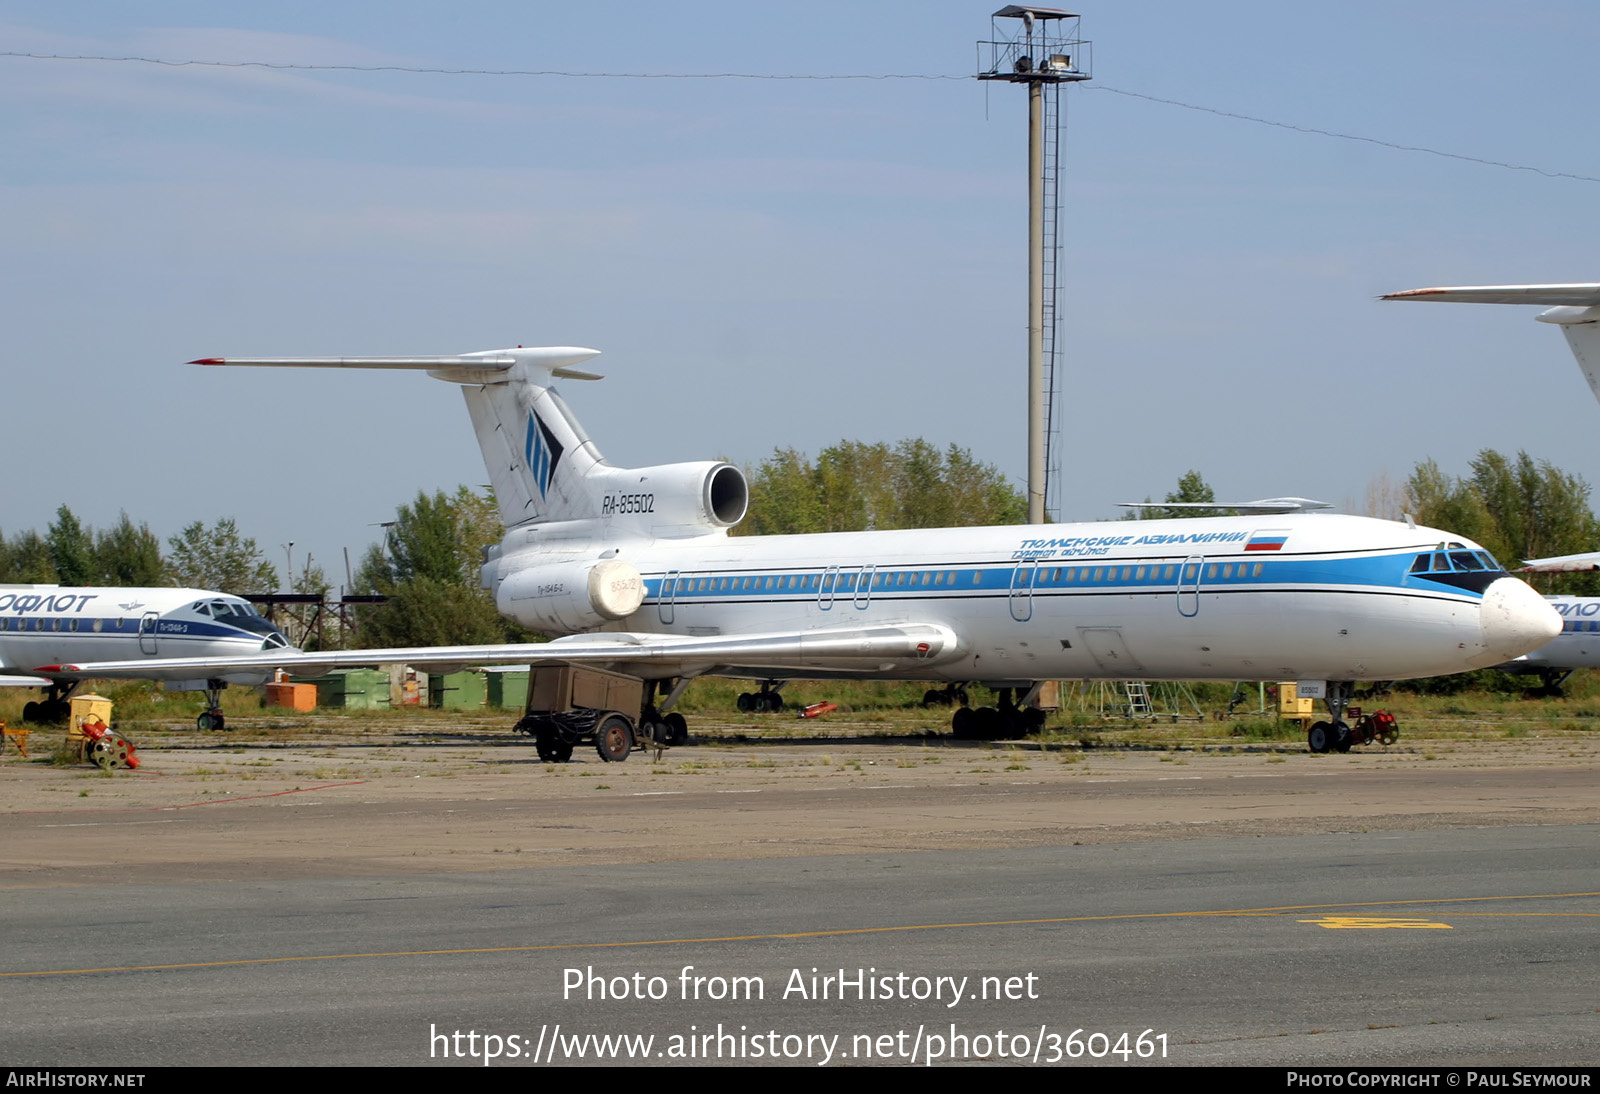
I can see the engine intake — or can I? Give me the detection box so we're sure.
[496,559,646,634]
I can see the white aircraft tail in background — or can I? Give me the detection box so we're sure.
[1383,283,1600,408]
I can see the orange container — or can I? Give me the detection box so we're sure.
[266,683,318,711]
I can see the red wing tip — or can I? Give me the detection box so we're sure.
[34,665,68,673]
[189,357,226,365]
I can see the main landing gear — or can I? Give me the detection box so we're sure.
[736,680,786,714]
[21,681,80,725]
[1306,682,1400,753]
[639,679,691,747]
[950,685,1047,740]
[921,684,969,708]
[1524,668,1573,699]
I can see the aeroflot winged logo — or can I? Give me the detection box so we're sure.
[525,411,564,499]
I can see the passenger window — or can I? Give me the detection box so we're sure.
[1222,564,1233,578]
[1252,562,1263,577]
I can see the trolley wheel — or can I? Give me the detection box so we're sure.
[595,714,633,763]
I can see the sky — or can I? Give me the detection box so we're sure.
[4,1,1599,590]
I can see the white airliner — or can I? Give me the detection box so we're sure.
[1385,282,1600,692]
[0,585,295,728]
[56,346,1559,755]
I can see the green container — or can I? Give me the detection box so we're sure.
[486,670,529,711]
[429,670,487,710]
[288,668,392,710]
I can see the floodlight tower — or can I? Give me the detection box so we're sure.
[978,7,1091,524]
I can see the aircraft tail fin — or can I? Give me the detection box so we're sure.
[1383,284,1600,408]
[196,347,609,527]
[195,347,747,537]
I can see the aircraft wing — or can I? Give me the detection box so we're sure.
[0,672,54,687]
[1118,497,1332,514]
[1519,551,1600,573]
[49,623,962,682]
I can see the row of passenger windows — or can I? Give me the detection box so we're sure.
[0,617,128,633]
[1020,562,1267,585]
[1564,620,1599,633]
[667,561,1270,595]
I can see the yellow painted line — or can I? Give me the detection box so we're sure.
[1299,916,1452,929]
[4,890,1597,979]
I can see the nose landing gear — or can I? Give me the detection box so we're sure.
[1306,683,1399,752]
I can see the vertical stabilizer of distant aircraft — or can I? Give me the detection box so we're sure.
[1383,284,1600,407]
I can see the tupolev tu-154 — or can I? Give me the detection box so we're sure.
[52,345,1559,756]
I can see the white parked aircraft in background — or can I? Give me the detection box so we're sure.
[0,586,295,728]
[1385,282,1600,692]
[58,346,1560,754]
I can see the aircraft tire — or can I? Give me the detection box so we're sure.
[736,693,754,713]
[974,706,1002,740]
[197,712,214,732]
[950,706,977,739]
[22,702,39,724]
[1332,721,1353,753]
[1307,721,1332,754]
[761,692,784,713]
[595,714,633,762]
[664,712,688,745]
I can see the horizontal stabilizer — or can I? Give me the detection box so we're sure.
[1118,497,1333,514]
[1382,285,1600,308]
[191,346,603,383]
[1384,282,1600,409]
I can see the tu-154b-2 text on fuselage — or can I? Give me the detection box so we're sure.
[57,346,1559,755]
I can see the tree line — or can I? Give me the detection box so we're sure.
[0,508,277,592]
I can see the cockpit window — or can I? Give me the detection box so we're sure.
[1415,550,1507,575]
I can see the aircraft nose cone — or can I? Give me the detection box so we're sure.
[1475,577,1561,664]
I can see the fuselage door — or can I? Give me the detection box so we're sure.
[818,565,840,610]
[658,570,680,625]
[1177,555,1204,618]
[139,611,160,655]
[854,564,876,610]
[1010,559,1038,622]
